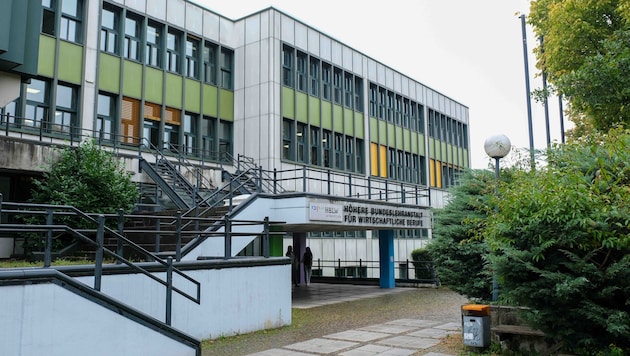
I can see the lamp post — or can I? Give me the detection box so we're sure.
[484,134,511,301]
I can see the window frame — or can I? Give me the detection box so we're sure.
[185,36,200,79]
[100,3,119,54]
[124,12,142,61]
[145,20,163,68]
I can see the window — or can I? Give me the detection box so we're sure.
[322,130,331,168]
[387,91,394,123]
[310,127,320,165]
[121,96,141,145]
[296,52,307,92]
[0,100,18,126]
[146,21,162,68]
[282,119,294,160]
[166,29,182,73]
[219,120,232,158]
[378,87,386,120]
[333,68,342,104]
[203,42,217,85]
[201,116,216,158]
[369,84,377,117]
[322,63,331,101]
[309,58,320,97]
[334,133,343,170]
[60,0,83,43]
[164,107,180,151]
[344,72,353,109]
[411,154,419,184]
[185,36,200,79]
[403,99,410,128]
[97,93,116,142]
[183,113,198,155]
[100,4,119,54]
[220,48,233,89]
[410,102,418,132]
[124,13,141,61]
[296,123,307,163]
[345,137,354,172]
[388,148,396,179]
[41,0,56,36]
[395,95,402,126]
[54,83,78,135]
[143,102,161,148]
[24,79,50,129]
[354,77,363,111]
[282,45,294,87]
[355,139,364,174]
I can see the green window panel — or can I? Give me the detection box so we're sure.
[429,138,435,158]
[219,89,233,121]
[378,120,387,145]
[143,66,162,102]
[165,73,183,109]
[403,128,410,151]
[418,134,425,155]
[354,112,364,139]
[446,144,453,163]
[411,132,418,154]
[387,122,395,146]
[57,41,83,84]
[463,149,469,167]
[296,92,308,123]
[185,79,201,112]
[98,53,120,93]
[343,108,353,136]
[37,35,55,77]
[282,87,294,119]
[333,105,343,132]
[370,117,378,142]
[308,96,320,126]
[441,141,448,160]
[321,100,332,130]
[202,84,218,116]
[395,126,403,150]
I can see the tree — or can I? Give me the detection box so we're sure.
[31,140,138,213]
[485,129,630,353]
[426,169,497,301]
[529,0,630,133]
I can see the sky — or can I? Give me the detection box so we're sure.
[191,0,569,169]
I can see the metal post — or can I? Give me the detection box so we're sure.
[117,208,124,264]
[0,193,3,219]
[540,36,551,148]
[520,14,535,168]
[176,210,182,261]
[94,215,105,291]
[492,157,500,301]
[166,257,173,325]
[273,168,278,194]
[401,182,405,203]
[367,176,371,200]
[155,216,161,253]
[44,209,53,268]
[263,216,270,258]
[224,216,231,259]
[258,166,263,192]
[327,169,331,195]
[348,174,352,197]
[302,166,307,192]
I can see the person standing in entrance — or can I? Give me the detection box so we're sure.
[303,247,313,286]
[286,245,300,287]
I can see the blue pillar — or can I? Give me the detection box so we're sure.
[378,230,395,288]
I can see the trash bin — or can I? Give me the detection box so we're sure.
[461,304,490,348]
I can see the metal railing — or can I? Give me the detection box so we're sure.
[310,258,438,285]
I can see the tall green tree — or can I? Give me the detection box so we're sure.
[31,140,139,214]
[485,129,630,353]
[529,0,630,133]
[426,169,497,301]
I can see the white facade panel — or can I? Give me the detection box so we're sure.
[185,2,203,36]
[166,0,185,28]
[220,17,242,48]
[401,77,410,97]
[202,10,220,41]
[244,81,260,118]
[393,72,402,93]
[294,21,308,51]
[320,36,332,61]
[385,67,394,88]
[145,0,166,21]
[376,63,386,86]
[259,10,270,39]
[307,28,320,56]
[245,14,261,45]
[123,0,144,12]
[280,14,295,44]
[234,45,245,90]
[367,58,377,81]
[259,38,271,85]
[342,46,352,69]
[331,41,342,66]
[352,52,363,76]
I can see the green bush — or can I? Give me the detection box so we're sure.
[410,248,434,281]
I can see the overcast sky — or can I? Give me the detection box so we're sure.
[192,0,568,169]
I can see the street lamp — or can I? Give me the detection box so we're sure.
[484,134,511,302]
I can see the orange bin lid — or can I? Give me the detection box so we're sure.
[462,304,490,314]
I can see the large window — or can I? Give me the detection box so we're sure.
[322,130,331,168]
[97,93,116,142]
[219,120,232,158]
[201,115,216,158]
[143,102,161,148]
[296,51,307,92]
[60,0,83,43]
[124,13,141,61]
[310,127,320,165]
[220,48,233,89]
[166,29,182,73]
[334,133,343,170]
[183,113,198,155]
[354,77,363,112]
[100,4,119,54]
[203,42,217,85]
[369,84,377,117]
[185,36,200,79]
[282,45,294,87]
[344,137,354,172]
[146,21,162,68]
[24,79,50,129]
[333,68,342,105]
[0,101,18,126]
[41,0,56,36]
[163,107,180,151]
[54,83,78,135]
[282,119,294,160]
[344,72,353,109]
[309,58,320,97]
[296,123,307,163]
[121,96,140,145]
[355,139,364,174]
[322,63,331,101]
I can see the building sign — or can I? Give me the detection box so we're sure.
[308,200,431,229]
[309,202,343,222]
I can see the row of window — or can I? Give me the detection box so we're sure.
[42,0,83,44]
[100,2,234,88]
[306,229,429,239]
[282,45,364,111]
[387,148,427,185]
[282,119,365,174]
[97,94,233,160]
[0,79,79,136]
[428,109,469,149]
[368,83,426,133]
